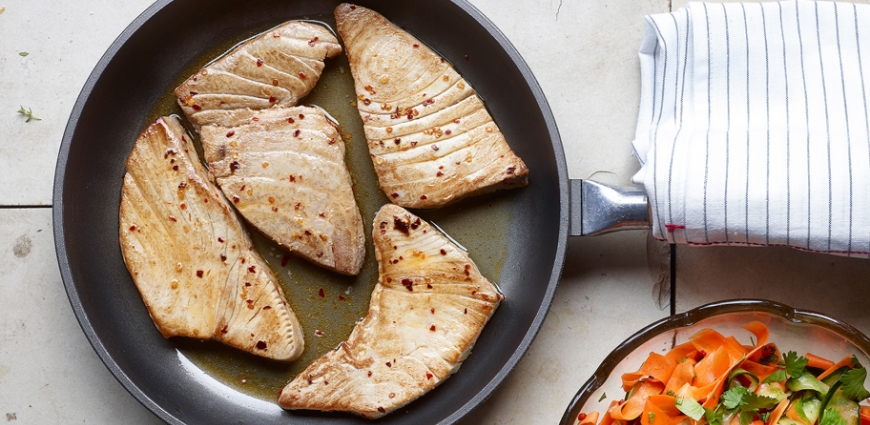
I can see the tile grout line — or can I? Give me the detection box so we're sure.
[670,243,677,316]
[0,205,53,209]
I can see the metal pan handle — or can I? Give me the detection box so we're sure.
[568,179,651,236]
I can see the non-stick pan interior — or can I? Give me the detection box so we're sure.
[54,0,568,423]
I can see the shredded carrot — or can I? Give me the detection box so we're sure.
[860,405,870,425]
[610,380,666,421]
[664,358,696,395]
[579,411,600,425]
[766,398,790,425]
[694,345,732,387]
[786,400,809,425]
[597,401,620,425]
[817,355,855,381]
[641,397,686,425]
[665,341,699,364]
[691,328,728,354]
[805,353,835,371]
[642,352,677,384]
[740,360,778,384]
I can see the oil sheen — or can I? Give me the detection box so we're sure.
[146,15,512,402]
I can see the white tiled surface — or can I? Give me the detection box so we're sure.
[5,1,869,425]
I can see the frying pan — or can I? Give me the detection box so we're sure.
[52,0,637,423]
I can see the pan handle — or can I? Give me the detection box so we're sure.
[568,179,651,237]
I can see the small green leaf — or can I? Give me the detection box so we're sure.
[648,412,656,424]
[741,392,779,411]
[19,51,28,57]
[838,367,870,401]
[785,351,809,378]
[705,405,725,425]
[763,369,787,384]
[675,396,705,421]
[722,387,748,410]
[17,105,41,122]
[598,393,606,402]
[820,407,848,425]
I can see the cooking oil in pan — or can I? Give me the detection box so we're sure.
[146,16,513,402]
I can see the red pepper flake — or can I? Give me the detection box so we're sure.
[506,166,516,174]
[394,138,401,144]
[178,182,187,189]
[281,254,289,267]
[339,295,346,301]
[420,195,428,200]
[256,341,267,350]
[196,270,204,278]
[391,193,399,199]
[294,202,301,210]
[192,104,202,111]
[413,43,420,48]
[168,215,177,222]
[233,196,240,204]
[240,185,246,191]
[432,145,439,151]
[245,282,251,287]
[393,217,411,235]
[289,175,296,182]
[437,171,444,177]
[241,258,246,264]
[217,237,225,243]
[315,330,324,337]
[464,308,467,314]
[318,288,325,298]
[579,413,588,421]
[129,225,137,231]
[453,119,460,124]
[410,218,421,230]
[220,254,227,262]
[430,324,436,331]
[350,4,356,9]
[472,290,477,295]
[299,72,307,80]
[423,98,434,106]
[287,117,295,124]
[698,350,707,359]
[440,249,447,255]
[411,141,418,147]
[298,113,305,119]
[269,96,277,104]
[378,407,385,413]
[328,138,336,145]
[386,362,392,367]
[230,161,241,172]
[272,79,279,86]
[293,129,301,137]
[401,278,413,291]
[256,58,263,67]
[308,36,319,46]
[430,308,435,314]
[252,116,259,121]
[445,129,452,135]
[464,264,471,276]
[363,98,371,105]
[386,277,392,283]
[272,32,280,38]
[171,165,178,171]
[226,130,235,137]
[248,265,256,273]
[164,149,177,159]
[368,371,372,377]
[426,372,433,380]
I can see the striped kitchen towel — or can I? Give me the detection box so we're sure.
[632,1,870,257]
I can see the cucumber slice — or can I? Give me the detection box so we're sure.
[827,394,860,425]
[788,372,831,395]
[796,393,822,424]
[778,418,804,425]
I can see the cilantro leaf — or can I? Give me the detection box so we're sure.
[851,355,866,369]
[705,406,724,425]
[820,407,848,425]
[763,369,787,384]
[741,392,780,411]
[19,51,28,57]
[598,393,607,402]
[722,387,748,410]
[785,351,809,378]
[839,367,870,401]
[739,410,757,425]
[676,396,705,421]
[649,412,656,424]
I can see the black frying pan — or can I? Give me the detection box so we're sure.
[53,0,570,423]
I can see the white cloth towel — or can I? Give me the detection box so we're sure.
[633,0,870,257]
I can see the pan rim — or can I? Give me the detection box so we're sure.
[52,0,570,423]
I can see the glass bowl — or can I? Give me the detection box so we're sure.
[559,299,870,425]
